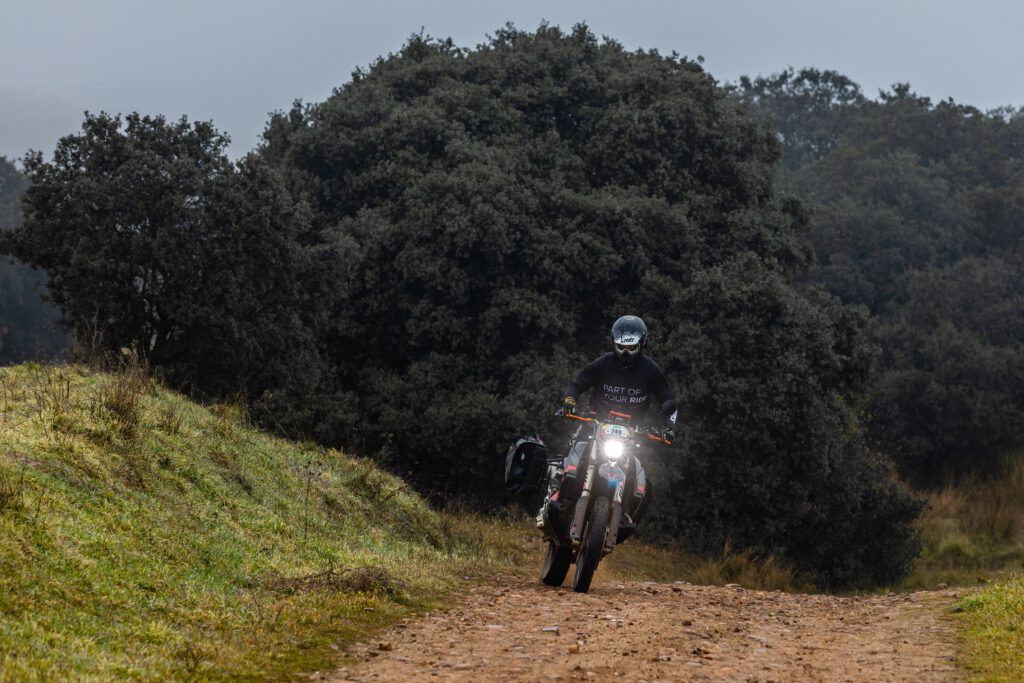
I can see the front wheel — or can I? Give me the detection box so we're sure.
[540,540,572,586]
[572,496,610,593]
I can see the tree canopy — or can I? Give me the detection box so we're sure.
[736,69,1024,482]
[4,114,326,398]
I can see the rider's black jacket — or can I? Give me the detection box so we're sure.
[565,352,676,427]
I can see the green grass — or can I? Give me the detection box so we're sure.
[0,363,530,681]
[957,575,1024,682]
[891,458,1024,680]
[900,456,1024,590]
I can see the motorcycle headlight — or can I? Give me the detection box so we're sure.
[603,440,625,460]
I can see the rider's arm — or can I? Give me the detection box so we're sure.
[650,369,678,444]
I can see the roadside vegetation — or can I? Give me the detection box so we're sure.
[604,455,1024,593]
[957,575,1024,682]
[898,457,1024,680]
[604,455,1024,595]
[0,362,530,681]
[605,541,811,592]
[901,456,1024,590]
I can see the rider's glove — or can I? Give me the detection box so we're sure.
[662,427,675,444]
[562,396,577,417]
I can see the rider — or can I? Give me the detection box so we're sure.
[536,314,677,528]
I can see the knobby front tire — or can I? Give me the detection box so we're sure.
[572,496,610,593]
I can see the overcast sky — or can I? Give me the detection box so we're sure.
[2,0,1022,161]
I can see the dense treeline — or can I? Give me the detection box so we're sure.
[735,70,1024,484]
[0,157,64,363]
[6,117,325,397]
[2,26,925,587]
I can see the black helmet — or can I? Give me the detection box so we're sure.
[611,315,648,369]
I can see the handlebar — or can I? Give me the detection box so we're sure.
[556,408,673,445]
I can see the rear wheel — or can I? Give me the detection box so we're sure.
[540,540,572,586]
[572,496,610,593]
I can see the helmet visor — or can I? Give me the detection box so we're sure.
[614,342,640,356]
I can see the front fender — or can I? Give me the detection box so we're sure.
[594,462,626,497]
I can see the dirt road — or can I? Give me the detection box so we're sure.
[324,569,962,682]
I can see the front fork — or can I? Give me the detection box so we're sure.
[569,442,626,555]
[606,479,625,553]
[569,464,594,549]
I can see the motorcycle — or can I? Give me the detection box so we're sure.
[506,409,671,593]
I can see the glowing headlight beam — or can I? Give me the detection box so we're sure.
[604,440,625,459]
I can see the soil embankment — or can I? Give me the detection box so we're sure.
[325,572,961,682]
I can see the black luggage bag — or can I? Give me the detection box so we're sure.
[504,435,549,495]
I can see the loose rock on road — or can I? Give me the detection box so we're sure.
[324,573,962,682]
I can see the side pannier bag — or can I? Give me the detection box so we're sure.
[504,435,548,494]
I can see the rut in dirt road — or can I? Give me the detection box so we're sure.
[323,574,963,683]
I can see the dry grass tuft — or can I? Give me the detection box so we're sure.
[25,364,73,435]
[902,455,1024,589]
[0,465,28,513]
[604,540,810,592]
[97,350,150,439]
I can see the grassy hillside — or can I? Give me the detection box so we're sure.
[0,362,529,681]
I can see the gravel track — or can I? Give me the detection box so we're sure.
[323,568,962,682]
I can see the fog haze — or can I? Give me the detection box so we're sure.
[3,0,1022,160]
